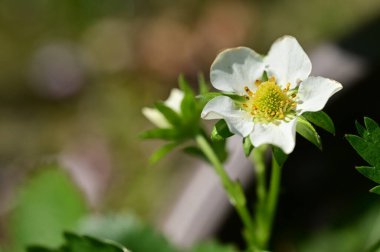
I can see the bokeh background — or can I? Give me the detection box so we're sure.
[1,0,380,251]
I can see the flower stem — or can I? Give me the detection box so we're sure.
[264,150,283,247]
[251,146,284,250]
[195,134,257,251]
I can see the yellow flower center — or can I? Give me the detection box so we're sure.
[242,77,297,124]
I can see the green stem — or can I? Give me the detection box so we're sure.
[251,147,284,250]
[264,151,283,247]
[195,134,257,251]
[251,146,268,248]
[252,146,267,205]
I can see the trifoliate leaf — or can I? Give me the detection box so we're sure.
[243,137,254,157]
[296,116,322,150]
[302,111,335,135]
[27,232,129,252]
[211,120,233,142]
[346,117,380,194]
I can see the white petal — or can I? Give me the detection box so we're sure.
[297,76,343,113]
[250,119,297,154]
[201,96,254,137]
[265,36,312,89]
[142,107,170,128]
[210,47,265,94]
[164,88,184,113]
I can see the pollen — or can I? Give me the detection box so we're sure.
[241,77,297,123]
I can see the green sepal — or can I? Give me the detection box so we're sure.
[27,232,129,252]
[212,139,228,163]
[211,120,233,141]
[140,128,179,141]
[370,185,380,195]
[149,142,178,165]
[198,73,209,95]
[178,74,198,124]
[302,111,335,135]
[243,137,254,157]
[272,146,287,168]
[296,116,322,150]
[154,102,182,127]
[197,92,246,104]
[262,71,269,81]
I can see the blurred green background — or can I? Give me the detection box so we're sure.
[1,0,380,251]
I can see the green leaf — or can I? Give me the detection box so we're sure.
[149,142,178,164]
[302,111,335,135]
[211,120,233,141]
[28,232,129,252]
[346,134,380,169]
[356,166,380,184]
[140,128,179,140]
[272,146,288,168]
[243,137,254,157]
[364,117,379,133]
[346,117,380,195]
[355,120,366,137]
[154,102,182,126]
[9,165,87,252]
[370,186,380,195]
[296,116,322,150]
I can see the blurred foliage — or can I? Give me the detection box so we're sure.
[8,165,87,252]
[5,164,237,252]
[27,232,129,252]
[78,215,178,252]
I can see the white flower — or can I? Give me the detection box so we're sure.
[201,36,343,154]
[142,88,184,128]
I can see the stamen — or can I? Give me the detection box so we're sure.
[240,76,297,124]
